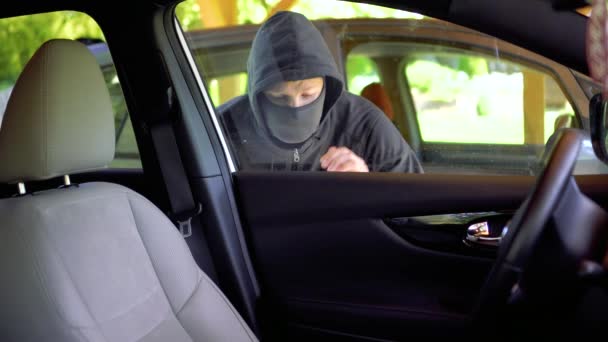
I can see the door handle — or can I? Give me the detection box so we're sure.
[464,221,509,248]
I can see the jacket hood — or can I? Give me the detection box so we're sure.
[247,11,344,139]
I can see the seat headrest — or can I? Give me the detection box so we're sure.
[0,39,115,183]
[360,82,394,121]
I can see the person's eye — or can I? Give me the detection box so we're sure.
[268,94,287,104]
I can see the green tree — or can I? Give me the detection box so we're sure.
[175,2,204,30]
[177,0,421,28]
[0,11,103,90]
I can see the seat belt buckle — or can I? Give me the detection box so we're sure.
[172,203,202,238]
[177,218,193,238]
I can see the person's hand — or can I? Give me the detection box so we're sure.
[320,146,369,172]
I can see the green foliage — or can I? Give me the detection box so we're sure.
[476,94,492,116]
[458,57,488,77]
[0,11,103,89]
[289,0,422,21]
[414,71,526,144]
[237,0,271,24]
[347,56,377,76]
[406,60,469,103]
[346,55,380,94]
[177,0,421,28]
[175,1,204,30]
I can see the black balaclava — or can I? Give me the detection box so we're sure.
[246,11,344,145]
[258,84,326,144]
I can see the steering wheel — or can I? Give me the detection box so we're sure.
[472,128,608,335]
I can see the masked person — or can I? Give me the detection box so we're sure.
[218,11,423,173]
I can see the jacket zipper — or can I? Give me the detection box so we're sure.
[292,148,300,171]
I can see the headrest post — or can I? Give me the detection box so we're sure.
[63,175,71,187]
[17,182,26,195]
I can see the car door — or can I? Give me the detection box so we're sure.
[170,1,608,340]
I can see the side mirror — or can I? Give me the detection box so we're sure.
[589,93,608,163]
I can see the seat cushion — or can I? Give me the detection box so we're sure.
[0,182,257,342]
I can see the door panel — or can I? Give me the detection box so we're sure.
[234,172,608,340]
[421,143,543,175]
[387,212,510,257]
[251,217,489,340]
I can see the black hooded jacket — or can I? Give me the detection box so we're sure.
[218,11,423,173]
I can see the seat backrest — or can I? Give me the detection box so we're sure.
[360,82,394,121]
[0,39,257,342]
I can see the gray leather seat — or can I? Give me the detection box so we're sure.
[0,39,258,342]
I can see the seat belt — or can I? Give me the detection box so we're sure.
[150,121,200,238]
[148,87,218,281]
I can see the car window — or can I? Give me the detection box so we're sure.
[346,56,380,96]
[401,49,572,145]
[208,72,248,106]
[175,0,606,175]
[0,11,141,169]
